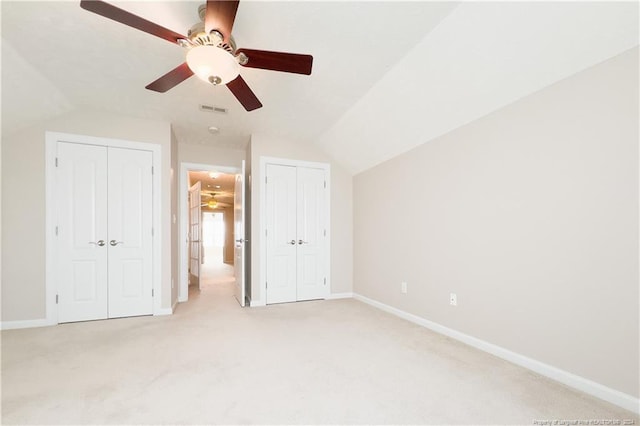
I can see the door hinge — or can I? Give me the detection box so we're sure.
[152,289,154,297]
[265,229,268,237]
[55,226,59,236]
[265,282,268,289]
[265,176,268,184]
[55,157,58,167]
[55,294,59,304]
[323,229,326,237]
[151,227,154,236]
[324,278,327,285]
[151,166,154,175]
[324,180,327,189]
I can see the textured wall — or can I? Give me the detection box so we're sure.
[353,48,639,397]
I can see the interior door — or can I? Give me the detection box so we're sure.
[295,167,327,301]
[107,148,153,318]
[265,164,297,304]
[57,142,109,323]
[189,181,202,289]
[234,160,246,306]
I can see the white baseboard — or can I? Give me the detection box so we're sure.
[154,301,177,316]
[326,292,353,300]
[1,318,53,330]
[352,293,640,414]
[249,294,353,305]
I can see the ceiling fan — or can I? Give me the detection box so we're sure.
[201,193,230,209]
[79,0,314,111]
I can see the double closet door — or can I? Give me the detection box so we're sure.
[56,142,153,323]
[265,163,328,304]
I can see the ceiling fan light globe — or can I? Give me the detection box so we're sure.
[186,45,239,86]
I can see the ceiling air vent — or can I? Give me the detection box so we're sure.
[199,104,228,114]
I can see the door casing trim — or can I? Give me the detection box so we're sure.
[178,162,240,302]
[257,156,331,306]
[45,132,162,325]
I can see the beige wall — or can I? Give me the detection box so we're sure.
[178,142,246,168]
[249,134,353,303]
[353,48,639,397]
[1,110,175,321]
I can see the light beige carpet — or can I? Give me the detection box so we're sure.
[2,264,638,424]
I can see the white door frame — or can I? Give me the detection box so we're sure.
[45,131,162,325]
[179,162,240,302]
[234,160,247,307]
[258,156,331,307]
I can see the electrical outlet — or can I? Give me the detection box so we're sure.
[450,293,457,306]
[401,281,408,294]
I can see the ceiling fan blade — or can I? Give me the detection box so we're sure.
[80,0,187,44]
[146,63,194,93]
[227,75,262,111]
[205,0,240,43]
[236,49,313,75]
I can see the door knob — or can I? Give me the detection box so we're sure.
[289,240,296,245]
[236,239,244,243]
[109,240,124,246]
[89,240,105,247]
[298,240,308,245]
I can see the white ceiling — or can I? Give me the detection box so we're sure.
[1,1,458,149]
[2,1,638,174]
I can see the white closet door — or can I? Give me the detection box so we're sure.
[107,148,153,318]
[265,164,297,304]
[296,167,327,301]
[57,142,108,323]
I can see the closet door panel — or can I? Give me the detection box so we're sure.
[265,164,297,304]
[296,167,327,301]
[107,147,153,318]
[57,142,109,323]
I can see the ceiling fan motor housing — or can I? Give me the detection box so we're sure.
[187,22,236,54]
[184,12,241,86]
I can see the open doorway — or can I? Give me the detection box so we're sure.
[197,207,234,290]
[181,166,240,303]
[202,211,225,266]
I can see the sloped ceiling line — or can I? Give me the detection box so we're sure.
[316,1,639,175]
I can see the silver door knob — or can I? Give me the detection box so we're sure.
[289,240,296,245]
[298,240,308,245]
[109,240,124,246]
[89,240,105,247]
[236,239,244,243]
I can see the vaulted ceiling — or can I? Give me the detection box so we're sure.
[2,1,638,174]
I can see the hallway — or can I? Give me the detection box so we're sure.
[186,253,236,311]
